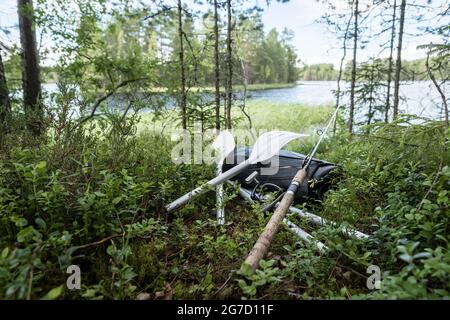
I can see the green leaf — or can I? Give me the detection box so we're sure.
[94,191,105,197]
[42,285,63,300]
[238,263,253,278]
[399,253,413,264]
[112,196,122,204]
[6,285,18,296]
[13,217,28,227]
[35,218,47,230]
[412,252,432,260]
[253,278,267,286]
[0,267,8,278]
[36,161,47,170]
[17,226,35,243]
[1,247,9,259]
[106,244,115,256]
[82,289,97,298]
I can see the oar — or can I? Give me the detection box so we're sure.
[165,131,308,213]
[212,130,236,224]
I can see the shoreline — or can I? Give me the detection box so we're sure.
[41,82,299,93]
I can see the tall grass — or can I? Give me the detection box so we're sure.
[134,101,333,155]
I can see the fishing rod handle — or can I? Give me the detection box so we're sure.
[244,168,307,272]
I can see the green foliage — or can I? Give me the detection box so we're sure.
[251,28,299,84]
[1,101,449,300]
[0,117,214,299]
[238,260,282,299]
[317,119,450,298]
[300,63,337,81]
[1,0,449,301]
[354,58,388,125]
[300,57,450,82]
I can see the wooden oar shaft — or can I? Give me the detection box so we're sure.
[244,168,308,272]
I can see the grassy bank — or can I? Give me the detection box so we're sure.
[136,100,333,153]
[137,101,332,133]
[238,101,332,132]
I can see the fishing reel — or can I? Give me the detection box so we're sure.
[244,171,284,203]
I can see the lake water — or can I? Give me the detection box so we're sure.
[247,81,449,120]
[43,81,449,121]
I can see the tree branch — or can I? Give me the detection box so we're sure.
[78,77,148,125]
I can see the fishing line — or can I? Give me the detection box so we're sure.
[303,104,342,169]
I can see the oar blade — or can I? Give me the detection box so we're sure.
[248,131,308,164]
[212,130,236,164]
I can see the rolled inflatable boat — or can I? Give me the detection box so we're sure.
[222,148,341,203]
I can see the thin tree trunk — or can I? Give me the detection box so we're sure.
[213,0,220,130]
[332,2,354,135]
[239,58,254,139]
[393,0,406,120]
[367,67,374,126]
[225,0,232,129]
[0,48,11,132]
[385,0,397,123]
[348,0,359,134]
[17,0,42,136]
[426,51,448,126]
[177,0,187,130]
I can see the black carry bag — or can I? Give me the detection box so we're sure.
[222,148,341,203]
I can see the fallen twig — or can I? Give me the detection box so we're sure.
[213,274,233,297]
[76,232,125,250]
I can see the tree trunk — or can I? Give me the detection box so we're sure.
[239,58,254,139]
[0,48,11,132]
[225,0,232,129]
[367,66,374,126]
[333,2,354,135]
[213,0,220,130]
[177,0,187,130]
[393,0,406,120]
[348,0,358,134]
[385,0,397,123]
[426,51,448,126]
[17,0,42,136]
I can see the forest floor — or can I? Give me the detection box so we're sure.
[0,101,448,300]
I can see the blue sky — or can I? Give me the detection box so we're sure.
[259,0,448,66]
[1,0,448,67]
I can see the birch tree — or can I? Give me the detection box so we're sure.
[348,0,359,134]
[393,0,406,119]
[225,0,232,129]
[0,48,11,135]
[385,0,397,123]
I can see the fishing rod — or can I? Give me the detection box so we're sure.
[243,104,343,272]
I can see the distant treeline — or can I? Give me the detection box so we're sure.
[299,58,449,81]
[4,16,298,87]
